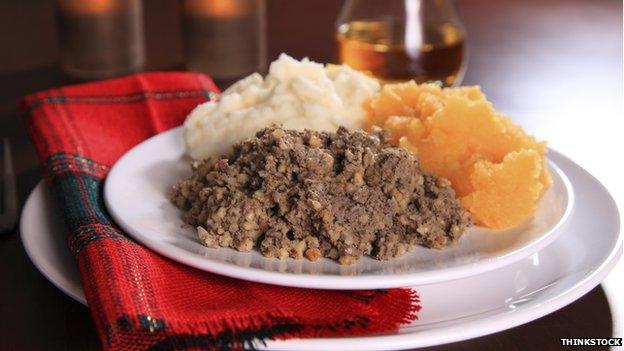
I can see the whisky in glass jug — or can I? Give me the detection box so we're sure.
[336,0,467,86]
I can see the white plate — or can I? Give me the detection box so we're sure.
[21,147,621,349]
[104,127,573,289]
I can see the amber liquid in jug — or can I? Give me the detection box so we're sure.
[337,20,465,86]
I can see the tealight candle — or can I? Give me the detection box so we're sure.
[54,0,146,79]
[181,0,267,81]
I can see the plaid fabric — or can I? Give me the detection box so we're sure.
[21,72,420,351]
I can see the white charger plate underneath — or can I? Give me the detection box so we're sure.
[21,149,621,350]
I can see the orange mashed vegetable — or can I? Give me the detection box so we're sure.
[365,82,551,229]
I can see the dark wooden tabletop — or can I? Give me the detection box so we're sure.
[0,0,621,350]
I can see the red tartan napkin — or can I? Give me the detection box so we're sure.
[21,72,420,350]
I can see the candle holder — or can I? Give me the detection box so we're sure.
[181,0,267,81]
[54,0,146,79]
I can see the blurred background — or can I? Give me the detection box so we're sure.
[0,0,622,349]
[1,0,621,178]
[1,0,621,209]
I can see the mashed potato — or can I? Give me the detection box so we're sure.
[184,54,380,159]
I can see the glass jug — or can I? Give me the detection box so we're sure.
[336,0,467,86]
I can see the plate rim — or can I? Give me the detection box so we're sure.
[103,127,576,289]
[20,182,88,305]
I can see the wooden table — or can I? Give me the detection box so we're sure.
[0,0,621,350]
